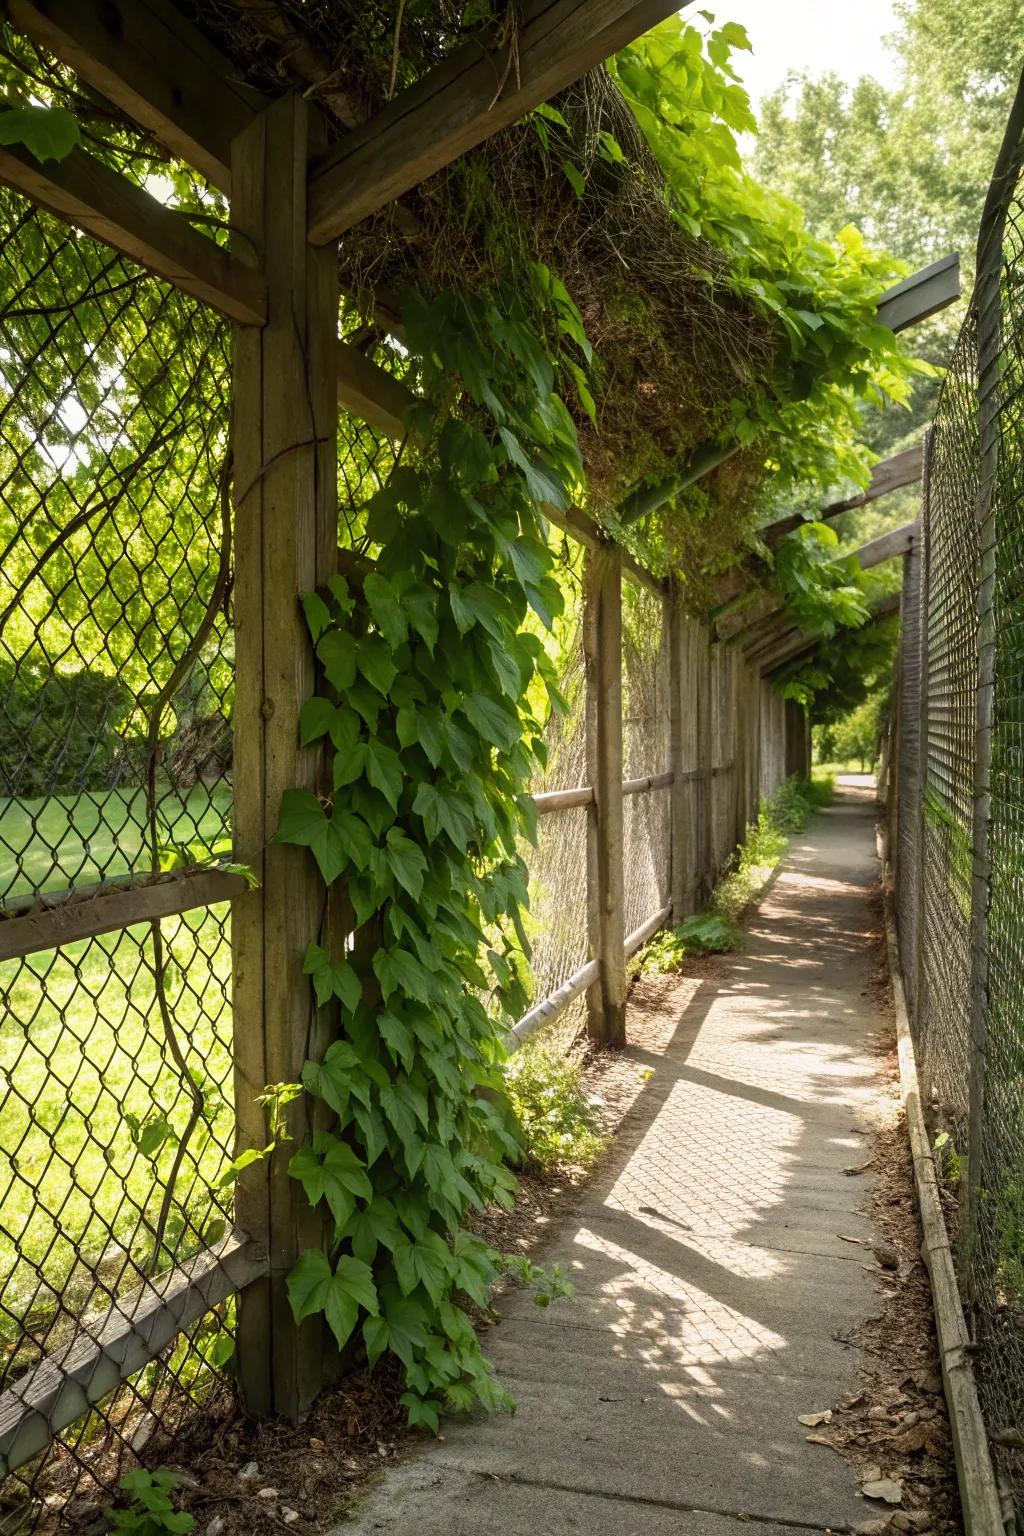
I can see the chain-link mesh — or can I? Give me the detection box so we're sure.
[889,117,1024,1514]
[917,318,979,1136]
[0,188,238,1529]
[621,585,671,939]
[894,535,923,1016]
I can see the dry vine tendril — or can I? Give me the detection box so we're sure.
[275,273,585,1430]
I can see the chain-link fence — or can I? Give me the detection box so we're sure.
[888,83,1024,1515]
[0,186,243,1530]
[0,97,805,1536]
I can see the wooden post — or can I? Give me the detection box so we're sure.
[692,629,713,905]
[230,94,339,1421]
[584,545,626,1046]
[668,581,690,921]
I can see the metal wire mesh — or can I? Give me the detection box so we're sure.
[889,133,1024,1514]
[0,189,238,1528]
[894,535,923,1016]
[621,585,671,939]
[917,318,979,1136]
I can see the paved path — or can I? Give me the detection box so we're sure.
[345,784,886,1533]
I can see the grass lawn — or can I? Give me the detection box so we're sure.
[0,786,237,1350]
[0,783,233,903]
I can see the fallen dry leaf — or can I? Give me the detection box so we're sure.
[806,1434,844,1453]
[863,1478,904,1505]
[844,1158,875,1175]
[798,1410,833,1427]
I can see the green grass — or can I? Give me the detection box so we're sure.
[0,784,232,902]
[0,787,237,1349]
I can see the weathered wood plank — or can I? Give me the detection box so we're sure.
[669,584,690,919]
[584,546,626,1046]
[853,520,918,569]
[8,0,266,190]
[0,141,266,325]
[757,593,903,675]
[876,253,961,334]
[308,0,681,243]
[336,340,415,437]
[231,94,339,1422]
[0,1231,265,1479]
[622,770,674,795]
[761,443,924,549]
[0,869,247,961]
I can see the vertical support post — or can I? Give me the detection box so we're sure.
[585,545,626,1046]
[231,94,339,1421]
[693,633,713,905]
[668,580,689,921]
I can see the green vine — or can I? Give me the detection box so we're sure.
[274,275,588,1428]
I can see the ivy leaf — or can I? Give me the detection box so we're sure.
[365,740,403,810]
[346,1196,403,1265]
[0,105,80,163]
[380,1288,430,1368]
[288,1132,372,1226]
[373,946,433,1005]
[358,635,399,696]
[561,159,585,198]
[299,696,336,746]
[383,828,427,900]
[302,942,362,1012]
[287,1251,379,1350]
[363,1312,390,1367]
[487,638,522,698]
[301,591,332,644]
[317,629,358,692]
[274,790,346,884]
[363,571,408,648]
[379,1011,416,1073]
[462,692,520,750]
[404,584,439,653]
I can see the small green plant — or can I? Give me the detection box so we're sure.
[994,1180,1024,1305]
[105,1469,194,1536]
[934,1130,963,1187]
[640,912,740,974]
[495,1253,575,1307]
[504,1042,606,1172]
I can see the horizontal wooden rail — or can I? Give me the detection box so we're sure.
[623,771,674,796]
[507,901,674,1051]
[531,771,673,816]
[0,868,248,962]
[0,1230,266,1479]
[624,903,673,960]
[508,959,601,1049]
[532,785,595,814]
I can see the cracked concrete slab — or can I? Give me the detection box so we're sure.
[338,783,887,1534]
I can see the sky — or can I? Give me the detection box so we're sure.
[695,0,902,110]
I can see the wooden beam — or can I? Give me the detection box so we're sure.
[853,520,918,569]
[761,442,924,549]
[0,869,247,962]
[759,593,903,675]
[0,1230,265,1479]
[722,521,918,647]
[336,341,416,437]
[307,0,681,244]
[0,141,267,325]
[7,0,267,191]
[876,253,961,334]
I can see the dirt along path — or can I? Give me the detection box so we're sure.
[340,783,951,1535]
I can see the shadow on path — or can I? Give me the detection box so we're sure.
[343,784,888,1535]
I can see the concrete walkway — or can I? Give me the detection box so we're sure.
[346,784,886,1533]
